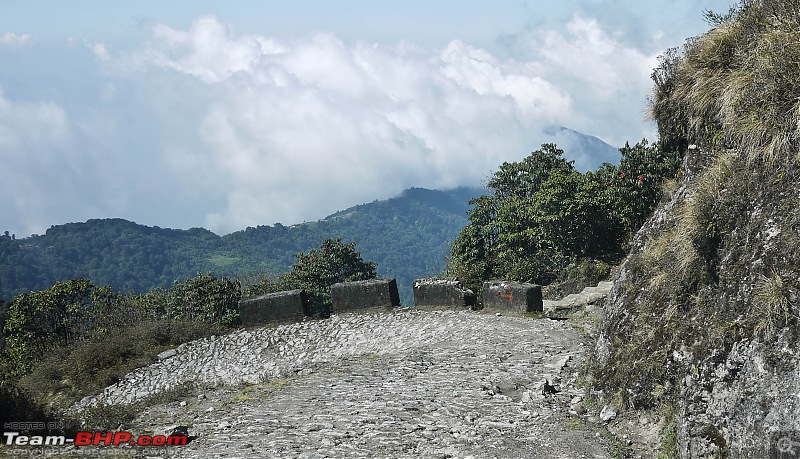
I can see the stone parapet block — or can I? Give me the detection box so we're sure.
[239,289,309,325]
[331,279,401,313]
[413,277,476,309]
[482,280,543,313]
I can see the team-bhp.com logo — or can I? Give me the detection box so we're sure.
[3,431,188,447]
[772,431,800,459]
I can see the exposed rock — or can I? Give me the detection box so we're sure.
[544,281,613,316]
[158,349,177,360]
[599,405,617,423]
[679,335,800,457]
[595,144,800,454]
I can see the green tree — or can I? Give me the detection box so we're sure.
[449,141,680,293]
[0,299,9,349]
[531,168,623,259]
[166,273,241,327]
[281,238,377,314]
[449,145,589,288]
[449,220,493,291]
[595,140,682,232]
[487,144,575,200]
[3,279,117,376]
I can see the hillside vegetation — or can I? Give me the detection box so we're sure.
[0,187,481,305]
[0,237,380,429]
[592,1,800,456]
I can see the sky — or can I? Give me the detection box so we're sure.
[1,0,734,237]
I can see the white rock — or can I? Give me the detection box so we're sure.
[599,405,617,422]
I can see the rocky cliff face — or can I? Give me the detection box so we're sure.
[593,2,800,456]
[674,154,800,457]
[594,146,800,457]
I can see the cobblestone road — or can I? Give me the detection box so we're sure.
[74,308,617,458]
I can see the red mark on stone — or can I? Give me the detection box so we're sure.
[499,292,513,302]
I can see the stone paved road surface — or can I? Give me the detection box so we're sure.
[76,309,618,458]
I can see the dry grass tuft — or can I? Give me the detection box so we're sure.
[753,270,793,339]
[643,150,740,286]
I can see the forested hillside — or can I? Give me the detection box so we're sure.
[0,187,482,305]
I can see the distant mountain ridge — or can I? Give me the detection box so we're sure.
[0,128,621,304]
[541,125,620,171]
[0,187,484,305]
[325,187,478,221]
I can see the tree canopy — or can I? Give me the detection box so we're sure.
[448,141,681,292]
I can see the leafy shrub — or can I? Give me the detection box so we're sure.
[0,380,54,426]
[3,279,119,377]
[240,272,283,297]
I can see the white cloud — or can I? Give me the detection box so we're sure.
[0,85,164,237]
[438,40,571,123]
[99,14,659,234]
[0,90,76,235]
[0,32,33,48]
[147,15,287,84]
[524,15,660,144]
[536,15,658,100]
[1,13,666,236]
[86,41,110,61]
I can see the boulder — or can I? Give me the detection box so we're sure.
[482,280,543,313]
[413,277,476,308]
[599,405,617,422]
[331,279,401,313]
[238,289,309,325]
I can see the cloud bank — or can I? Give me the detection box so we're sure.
[2,13,662,236]
[0,32,33,47]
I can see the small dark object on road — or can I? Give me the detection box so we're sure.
[542,379,559,395]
